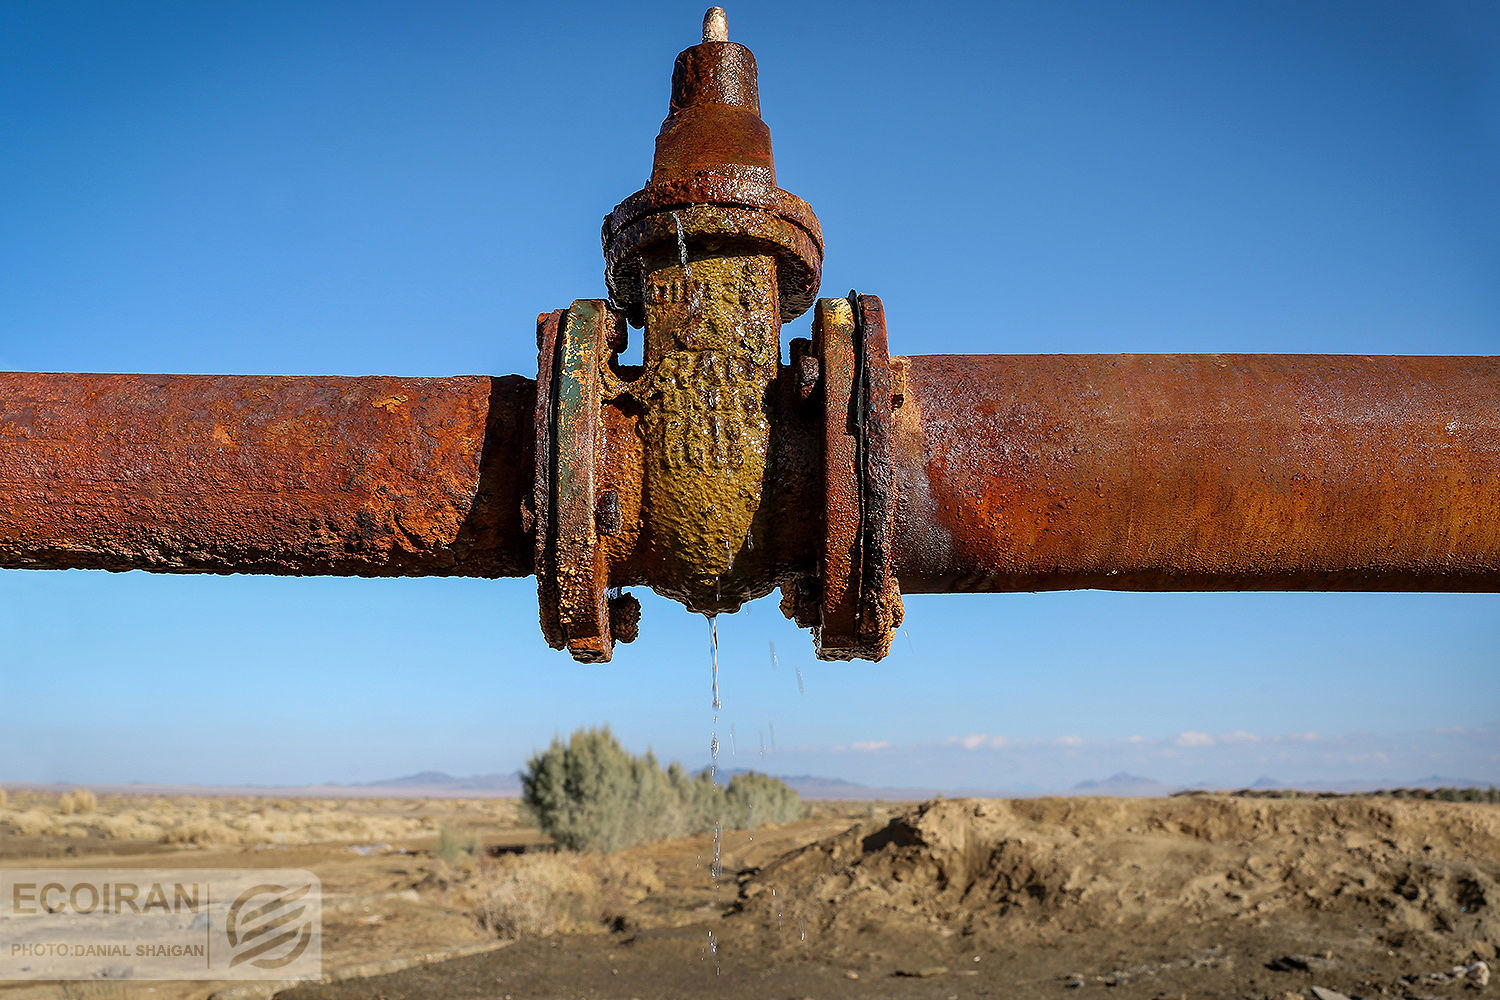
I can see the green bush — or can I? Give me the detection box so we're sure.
[521,726,803,852]
[724,771,803,829]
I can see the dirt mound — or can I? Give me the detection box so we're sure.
[733,796,1499,968]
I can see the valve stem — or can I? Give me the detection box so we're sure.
[703,6,728,42]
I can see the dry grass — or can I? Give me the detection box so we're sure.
[474,853,662,938]
[0,789,522,848]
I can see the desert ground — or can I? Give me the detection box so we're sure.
[1,789,1495,1000]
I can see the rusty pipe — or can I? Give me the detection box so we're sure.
[0,354,1496,640]
[890,354,1500,594]
[0,372,535,577]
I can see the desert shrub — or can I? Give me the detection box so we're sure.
[435,825,482,864]
[161,819,239,846]
[8,809,54,836]
[667,762,722,834]
[0,788,7,808]
[476,853,660,938]
[521,727,685,852]
[477,855,595,936]
[724,771,804,829]
[521,726,801,852]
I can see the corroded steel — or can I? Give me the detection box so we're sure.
[889,354,1500,594]
[802,295,903,661]
[547,302,621,660]
[580,11,823,624]
[1,11,1496,665]
[0,372,533,577]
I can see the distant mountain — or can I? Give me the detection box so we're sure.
[1407,775,1495,790]
[362,770,453,787]
[352,771,523,794]
[715,768,952,801]
[1070,772,1177,797]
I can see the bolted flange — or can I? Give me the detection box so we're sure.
[534,301,635,662]
[781,294,904,660]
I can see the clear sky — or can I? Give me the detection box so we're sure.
[2,1,1496,792]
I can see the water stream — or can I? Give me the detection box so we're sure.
[708,615,722,886]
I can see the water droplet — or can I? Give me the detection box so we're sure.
[709,615,721,711]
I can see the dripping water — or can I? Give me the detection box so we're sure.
[672,211,703,318]
[708,615,723,887]
[709,615,721,713]
[673,211,691,280]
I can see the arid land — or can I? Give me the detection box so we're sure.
[0,790,1495,1000]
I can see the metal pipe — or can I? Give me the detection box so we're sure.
[890,354,1500,594]
[0,372,535,577]
[3,15,1495,663]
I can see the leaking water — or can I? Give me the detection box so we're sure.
[672,211,704,316]
[675,210,705,316]
[673,212,691,280]
[709,616,721,713]
[707,614,723,888]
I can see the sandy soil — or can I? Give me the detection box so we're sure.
[3,794,1495,1000]
[287,795,1495,1000]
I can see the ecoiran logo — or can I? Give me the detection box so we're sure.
[1,869,321,982]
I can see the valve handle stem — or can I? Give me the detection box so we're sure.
[703,7,728,42]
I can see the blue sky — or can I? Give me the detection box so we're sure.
[2,1,1496,791]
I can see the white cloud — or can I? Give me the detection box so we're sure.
[850,740,890,752]
[960,733,987,750]
[1055,735,1085,748]
[1221,730,1259,744]
[1175,731,1215,747]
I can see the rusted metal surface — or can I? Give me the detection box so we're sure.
[536,301,629,661]
[601,16,822,329]
[1,11,1496,664]
[0,372,534,577]
[804,295,903,660]
[566,8,823,629]
[890,354,1500,594]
